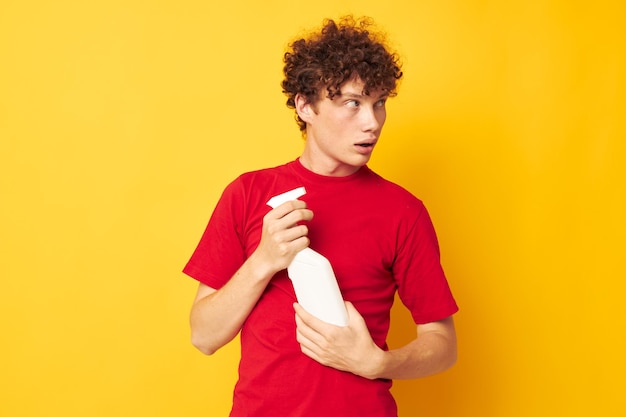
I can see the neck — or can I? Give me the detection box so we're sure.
[298,153,361,177]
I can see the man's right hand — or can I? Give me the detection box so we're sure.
[255,200,313,274]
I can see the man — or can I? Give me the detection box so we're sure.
[184,16,458,417]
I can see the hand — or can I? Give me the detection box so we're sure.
[253,200,313,274]
[294,301,384,379]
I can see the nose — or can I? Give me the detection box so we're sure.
[361,104,385,132]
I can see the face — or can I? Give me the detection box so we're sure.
[296,77,388,177]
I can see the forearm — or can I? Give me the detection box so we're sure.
[189,199,313,354]
[190,253,276,355]
[366,317,457,380]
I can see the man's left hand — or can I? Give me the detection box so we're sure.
[293,301,384,379]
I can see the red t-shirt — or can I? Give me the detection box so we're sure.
[184,160,458,417]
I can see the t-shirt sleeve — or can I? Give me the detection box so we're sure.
[183,178,247,289]
[393,203,458,324]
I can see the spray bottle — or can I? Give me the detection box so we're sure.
[267,187,348,326]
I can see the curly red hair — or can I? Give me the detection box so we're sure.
[282,16,403,132]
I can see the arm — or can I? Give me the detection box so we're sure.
[190,200,313,355]
[376,316,457,379]
[294,302,457,380]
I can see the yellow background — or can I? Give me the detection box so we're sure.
[1,1,624,416]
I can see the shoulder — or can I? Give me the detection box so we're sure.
[232,161,294,186]
[220,160,301,208]
[363,167,426,212]
[223,161,293,195]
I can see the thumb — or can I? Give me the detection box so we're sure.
[344,301,364,322]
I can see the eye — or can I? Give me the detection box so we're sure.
[346,100,360,108]
[375,98,387,107]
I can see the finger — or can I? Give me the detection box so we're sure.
[294,305,323,342]
[268,200,309,220]
[298,342,324,364]
[295,320,330,365]
[295,323,343,371]
[294,303,333,338]
[294,321,316,351]
[293,302,317,328]
[295,318,318,354]
[264,212,311,245]
[265,208,313,239]
[272,223,308,241]
[344,301,358,317]
[344,301,366,325]
[280,207,313,227]
[294,304,316,338]
[290,234,311,252]
[266,227,309,257]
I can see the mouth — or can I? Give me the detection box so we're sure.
[354,140,377,155]
[355,140,376,148]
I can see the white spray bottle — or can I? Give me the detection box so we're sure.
[267,187,348,326]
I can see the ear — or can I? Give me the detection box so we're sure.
[295,94,315,124]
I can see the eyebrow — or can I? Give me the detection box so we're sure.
[340,91,389,100]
